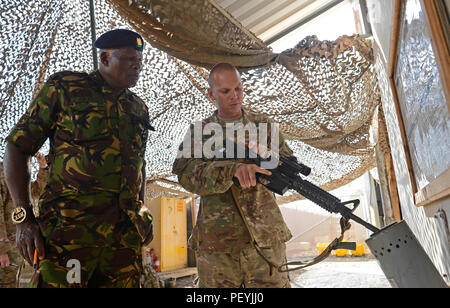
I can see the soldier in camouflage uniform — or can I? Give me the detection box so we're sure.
[3,29,154,288]
[172,63,293,288]
[0,153,48,288]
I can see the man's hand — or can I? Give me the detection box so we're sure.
[34,152,47,169]
[234,164,272,189]
[16,220,45,266]
[0,253,10,268]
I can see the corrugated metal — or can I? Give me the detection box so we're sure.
[215,0,341,43]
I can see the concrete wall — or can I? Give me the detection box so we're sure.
[366,0,450,282]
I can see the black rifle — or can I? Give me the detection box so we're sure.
[230,143,380,234]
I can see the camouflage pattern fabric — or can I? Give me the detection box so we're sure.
[141,265,161,288]
[35,202,142,288]
[0,163,17,261]
[0,254,20,288]
[19,167,49,288]
[0,163,48,288]
[172,109,293,287]
[197,242,290,288]
[6,70,153,287]
[30,166,49,217]
[0,246,20,288]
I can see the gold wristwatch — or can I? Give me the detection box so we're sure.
[11,205,32,224]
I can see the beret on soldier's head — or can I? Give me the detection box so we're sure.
[94,29,144,51]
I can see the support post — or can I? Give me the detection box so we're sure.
[89,0,98,70]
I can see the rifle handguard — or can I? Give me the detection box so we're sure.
[227,141,379,233]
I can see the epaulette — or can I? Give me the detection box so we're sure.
[127,90,143,103]
[127,90,155,131]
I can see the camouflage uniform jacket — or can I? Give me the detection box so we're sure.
[0,165,48,254]
[6,70,153,244]
[172,109,293,253]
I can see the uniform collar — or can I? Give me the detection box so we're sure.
[90,70,129,98]
[214,108,249,125]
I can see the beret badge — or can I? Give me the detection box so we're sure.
[136,37,143,49]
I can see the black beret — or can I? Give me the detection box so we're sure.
[94,29,144,51]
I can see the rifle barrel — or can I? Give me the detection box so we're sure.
[345,210,380,233]
[291,177,380,233]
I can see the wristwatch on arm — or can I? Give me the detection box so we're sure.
[11,205,34,224]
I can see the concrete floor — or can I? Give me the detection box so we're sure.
[288,256,392,288]
[172,255,392,288]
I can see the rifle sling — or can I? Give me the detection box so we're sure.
[230,185,352,275]
[277,217,352,273]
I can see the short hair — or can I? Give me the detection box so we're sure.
[208,63,240,89]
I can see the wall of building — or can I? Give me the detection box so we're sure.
[366,0,450,283]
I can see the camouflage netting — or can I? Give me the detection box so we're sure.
[0,0,381,203]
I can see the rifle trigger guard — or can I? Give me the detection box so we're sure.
[340,199,360,212]
[255,173,270,185]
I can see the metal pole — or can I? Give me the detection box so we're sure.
[264,0,346,46]
[89,0,98,70]
[359,0,372,36]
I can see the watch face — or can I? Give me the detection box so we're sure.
[12,207,27,224]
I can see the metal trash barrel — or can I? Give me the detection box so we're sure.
[366,220,447,288]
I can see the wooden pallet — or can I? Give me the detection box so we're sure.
[156,267,197,280]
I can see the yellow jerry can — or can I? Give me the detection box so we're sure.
[316,243,328,254]
[334,248,348,257]
[351,244,366,256]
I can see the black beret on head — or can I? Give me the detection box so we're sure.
[94,29,144,51]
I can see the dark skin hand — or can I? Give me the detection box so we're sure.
[3,143,45,266]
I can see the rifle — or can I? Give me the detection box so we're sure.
[224,143,448,286]
[230,143,380,234]
[216,141,381,271]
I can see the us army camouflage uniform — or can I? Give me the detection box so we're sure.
[0,163,48,288]
[172,109,293,288]
[6,70,153,288]
[30,163,49,217]
[141,264,161,288]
